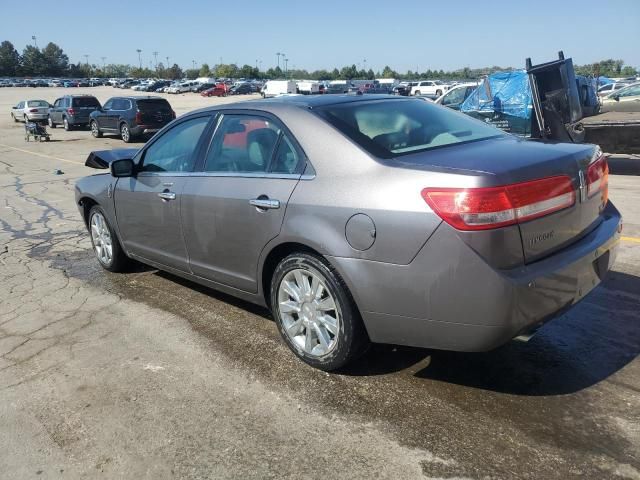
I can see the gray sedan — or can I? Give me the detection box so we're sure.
[75,95,621,371]
[10,99,50,123]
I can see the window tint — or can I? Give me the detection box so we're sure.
[112,98,130,110]
[140,116,210,173]
[204,115,280,173]
[137,99,172,112]
[271,135,300,174]
[72,97,101,108]
[316,99,504,158]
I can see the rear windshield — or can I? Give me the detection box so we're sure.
[27,100,49,107]
[72,97,100,108]
[314,99,504,158]
[136,99,172,112]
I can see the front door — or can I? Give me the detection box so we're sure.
[114,114,212,272]
[181,113,304,292]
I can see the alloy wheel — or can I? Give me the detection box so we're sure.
[90,212,113,266]
[277,268,341,357]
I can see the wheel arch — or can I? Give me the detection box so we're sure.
[260,242,320,309]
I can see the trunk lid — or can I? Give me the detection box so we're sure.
[398,136,605,264]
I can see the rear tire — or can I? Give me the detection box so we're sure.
[88,205,131,272]
[23,114,28,123]
[12,113,18,123]
[120,123,132,143]
[48,116,56,128]
[270,253,369,371]
[63,117,72,131]
[90,120,102,138]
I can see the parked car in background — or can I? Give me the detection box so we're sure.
[435,83,478,110]
[201,84,230,97]
[167,81,198,94]
[229,83,254,95]
[10,99,51,123]
[48,95,101,130]
[596,82,629,97]
[261,80,297,97]
[76,95,619,371]
[192,82,215,93]
[89,96,175,143]
[297,81,320,95]
[391,83,411,96]
[600,82,640,112]
[411,80,449,96]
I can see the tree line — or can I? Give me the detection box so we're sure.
[0,39,637,81]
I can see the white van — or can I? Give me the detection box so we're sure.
[262,80,297,98]
[296,81,320,95]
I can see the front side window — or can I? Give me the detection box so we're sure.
[316,98,505,158]
[204,115,281,173]
[618,85,640,97]
[140,116,210,173]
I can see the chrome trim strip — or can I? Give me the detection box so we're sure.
[137,172,315,180]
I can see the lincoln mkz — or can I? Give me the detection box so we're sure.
[75,95,621,370]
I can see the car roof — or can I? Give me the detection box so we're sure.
[116,96,165,100]
[184,94,414,118]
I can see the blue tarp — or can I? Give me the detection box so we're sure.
[460,70,532,120]
[596,76,614,85]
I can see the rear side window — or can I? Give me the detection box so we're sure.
[315,99,504,158]
[72,97,101,108]
[137,99,172,112]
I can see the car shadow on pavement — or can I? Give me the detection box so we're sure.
[343,271,640,396]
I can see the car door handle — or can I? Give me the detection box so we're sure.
[158,192,176,201]
[249,198,280,210]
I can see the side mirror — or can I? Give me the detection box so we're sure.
[110,158,135,177]
[613,95,620,101]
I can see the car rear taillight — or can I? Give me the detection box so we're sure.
[421,176,575,231]
[67,108,75,115]
[586,155,609,206]
[135,111,142,124]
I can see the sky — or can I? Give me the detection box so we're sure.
[1,0,639,73]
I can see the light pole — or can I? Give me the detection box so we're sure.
[192,60,196,70]
[166,56,170,68]
[136,49,142,69]
[363,58,367,72]
[31,35,37,48]
[83,55,89,75]
[276,52,281,69]
[153,51,158,70]
[284,58,289,78]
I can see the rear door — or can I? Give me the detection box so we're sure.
[114,114,212,271]
[181,112,305,292]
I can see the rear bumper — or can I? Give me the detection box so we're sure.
[27,113,48,120]
[129,125,164,136]
[329,202,622,351]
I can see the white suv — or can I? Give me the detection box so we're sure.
[411,80,450,97]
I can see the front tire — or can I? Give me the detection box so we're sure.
[48,116,56,128]
[414,90,421,96]
[271,253,369,371]
[88,206,131,272]
[120,123,132,143]
[436,89,443,96]
[90,120,102,138]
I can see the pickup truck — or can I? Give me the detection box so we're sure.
[410,80,450,97]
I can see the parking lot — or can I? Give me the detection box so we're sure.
[1,86,639,479]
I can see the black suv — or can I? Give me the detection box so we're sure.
[48,95,102,130]
[89,96,176,143]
